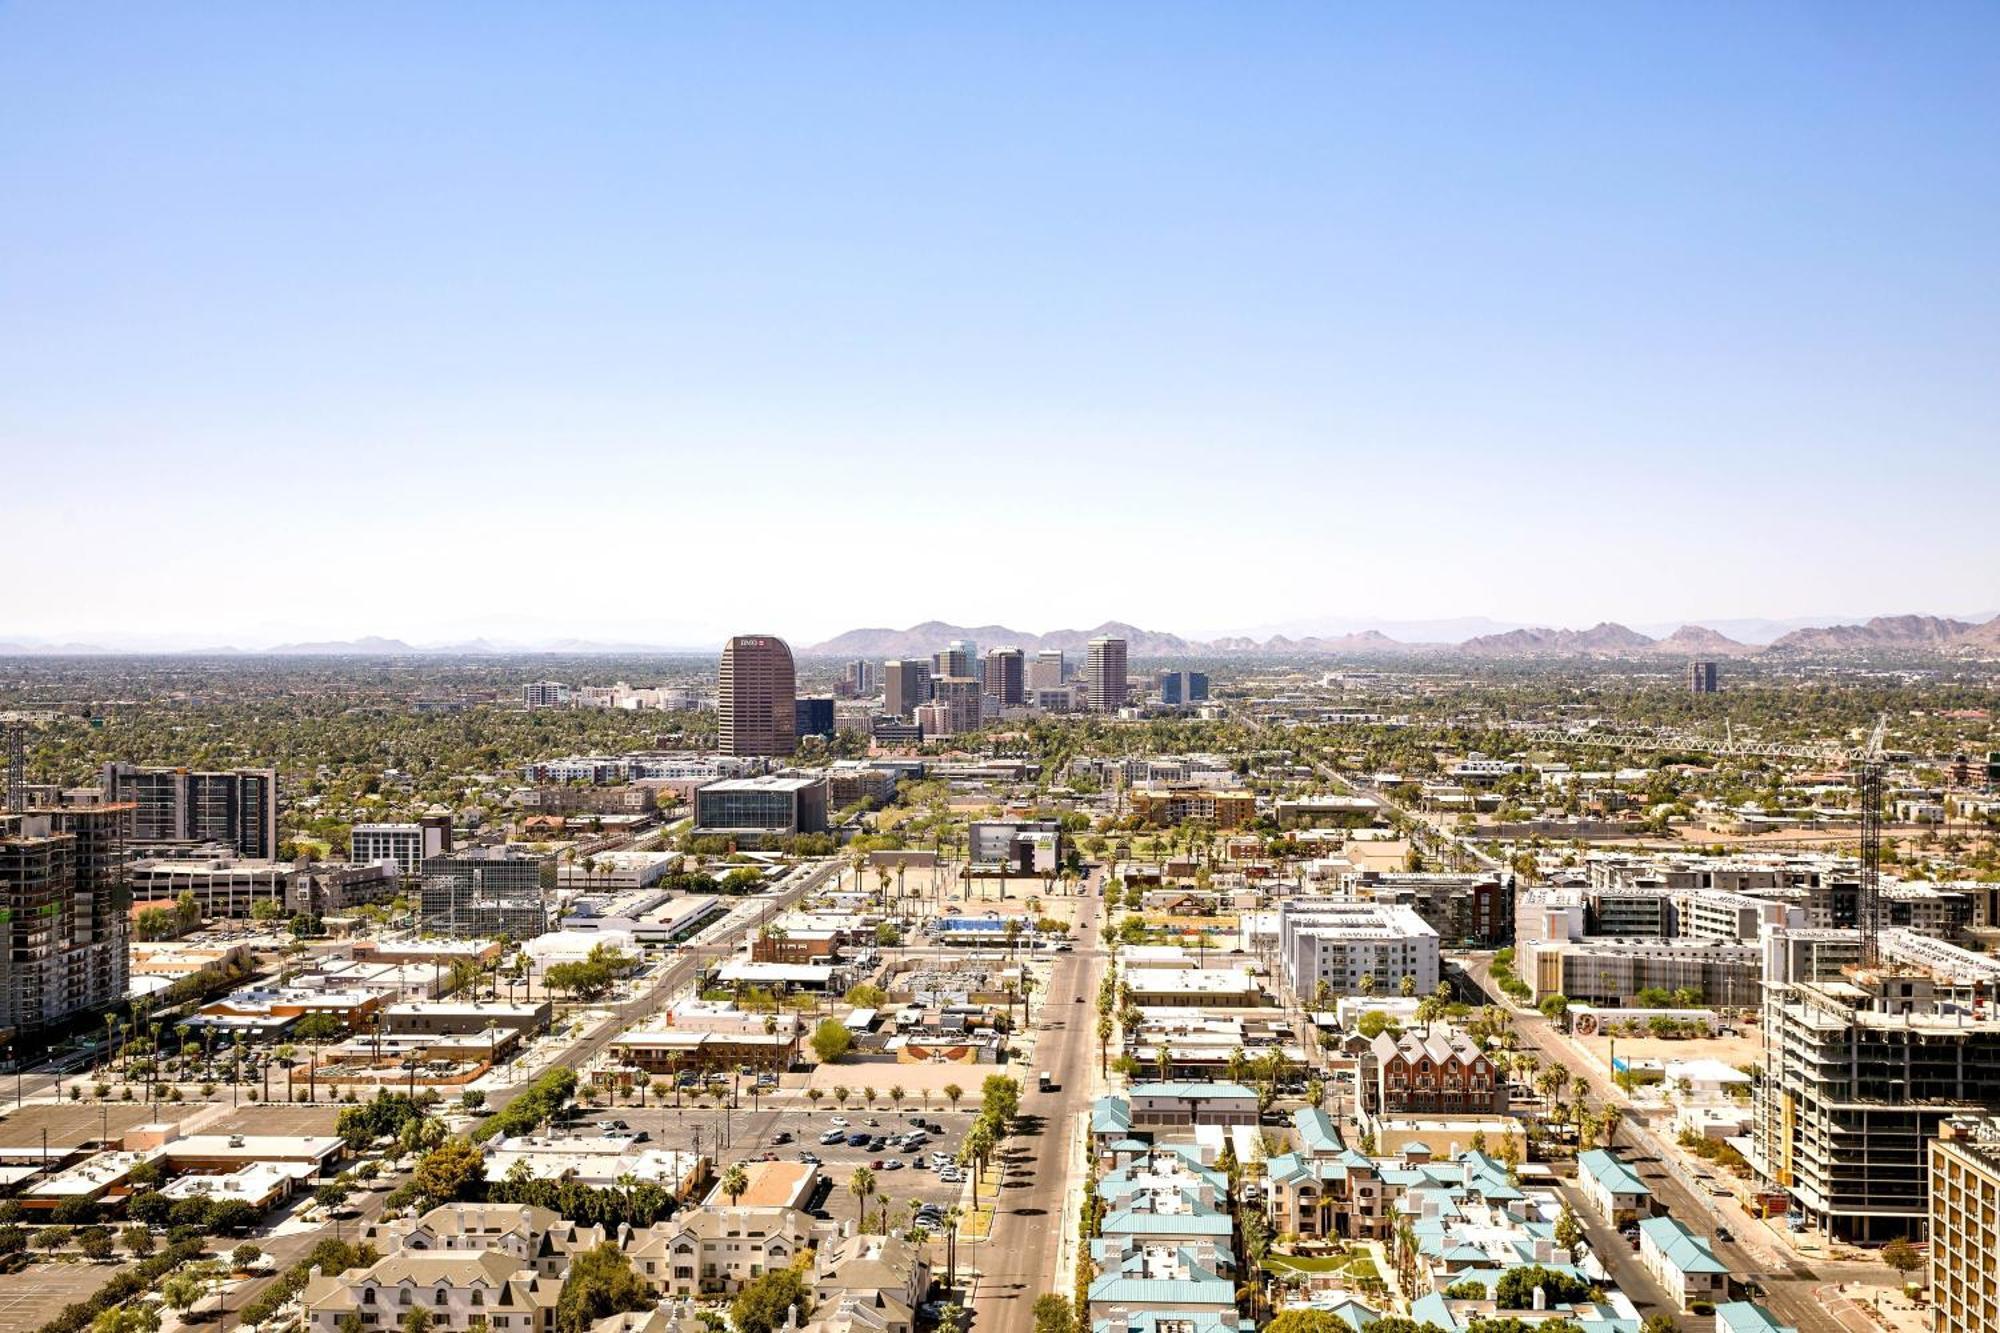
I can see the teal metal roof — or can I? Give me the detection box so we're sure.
[1094,1096,1133,1133]
[1294,1107,1343,1154]
[1087,1276,1236,1305]
[1129,1081,1258,1099]
[1408,1293,1461,1332]
[1715,1304,1797,1333]
[1639,1216,1729,1275]
[1100,1210,1233,1237]
[1578,1149,1651,1199]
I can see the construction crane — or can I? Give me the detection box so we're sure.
[1855,713,1889,966]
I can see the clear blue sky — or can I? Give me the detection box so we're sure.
[3,3,1997,648]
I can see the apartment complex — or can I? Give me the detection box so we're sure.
[0,803,132,1036]
[1085,635,1128,712]
[102,762,279,859]
[1277,899,1440,998]
[717,634,797,758]
[521,680,571,709]
[1931,1117,2000,1333]
[1127,785,1256,829]
[350,818,453,876]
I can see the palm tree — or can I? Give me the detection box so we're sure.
[943,1083,963,1111]
[889,1085,906,1112]
[943,1205,962,1288]
[834,1085,850,1109]
[849,1165,875,1230]
[632,1071,650,1107]
[721,1163,749,1207]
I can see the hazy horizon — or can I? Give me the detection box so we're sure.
[4,5,1998,644]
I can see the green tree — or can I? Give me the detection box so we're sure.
[811,1019,854,1063]
[721,1163,749,1207]
[1033,1293,1077,1333]
[414,1136,487,1206]
[1883,1237,1923,1282]
[1554,1206,1584,1255]
[555,1243,654,1333]
[1494,1266,1593,1309]
[731,1269,813,1333]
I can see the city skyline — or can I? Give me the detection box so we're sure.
[4,5,1999,643]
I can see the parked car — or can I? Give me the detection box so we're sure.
[829,1116,849,1127]
[799,1153,822,1165]
[821,1130,846,1145]
[848,1133,871,1147]
[882,1159,903,1170]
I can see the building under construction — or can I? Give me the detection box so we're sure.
[1754,928,2000,1241]
[417,847,552,939]
[101,762,279,859]
[0,802,132,1040]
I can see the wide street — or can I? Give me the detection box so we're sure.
[1453,954,1882,1333]
[974,879,1107,1333]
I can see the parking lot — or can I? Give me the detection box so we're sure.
[0,1100,159,1149]
[0,1260,131,1328]
[571,1099,976,1216]
[208,1103,345,1136]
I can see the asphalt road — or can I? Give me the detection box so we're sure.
[974,881,1106,1333]
[1452,954,1871,1333]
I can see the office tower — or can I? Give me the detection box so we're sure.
[1031,649,1065,691]
[984,647,1025,707]
[1156,669,1211,706]
[0,802,131,1035]
[846,660,876,696]
[1084,636,1128,712]
[931,677,983,735]
[933,642,974,682]
[1690,661,1719,694]
[717,635,798,757]
[794,696,835,740]
[418,847,551,937]
[351,818,453,877]
[102,762,279,858]
[522,681,571,709]
[884,659,932,719]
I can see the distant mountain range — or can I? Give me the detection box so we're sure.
[806,612,2000,659]
[4,610,2000,659]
